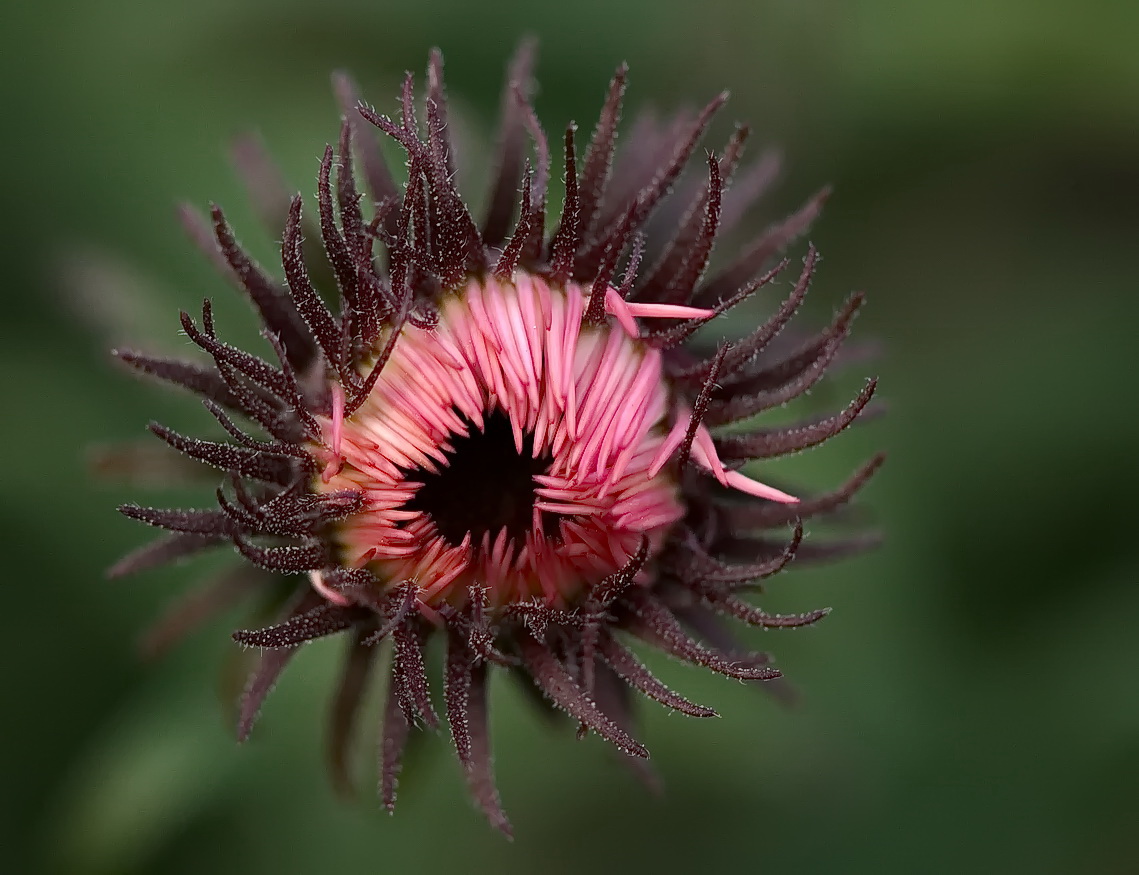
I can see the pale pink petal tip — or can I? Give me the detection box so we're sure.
[624,302,716,321]
[321,382,346,483]
[722,471,799,504]
[604,288,641,337]
[604,288,716,338]
[691,422,798,504]
[308,570,352,606]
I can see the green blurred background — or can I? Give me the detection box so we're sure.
[3,0,1137,872]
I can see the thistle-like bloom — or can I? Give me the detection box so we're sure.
[113,46,882,835]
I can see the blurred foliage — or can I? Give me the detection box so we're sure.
[2,0,1137,873]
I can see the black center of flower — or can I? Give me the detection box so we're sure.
[405,411,554,546]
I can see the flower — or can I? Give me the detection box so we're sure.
[111,45,883,835]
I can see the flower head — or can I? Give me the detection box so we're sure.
[112,45,882,835]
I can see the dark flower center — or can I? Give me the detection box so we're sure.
[405,411,554,546]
